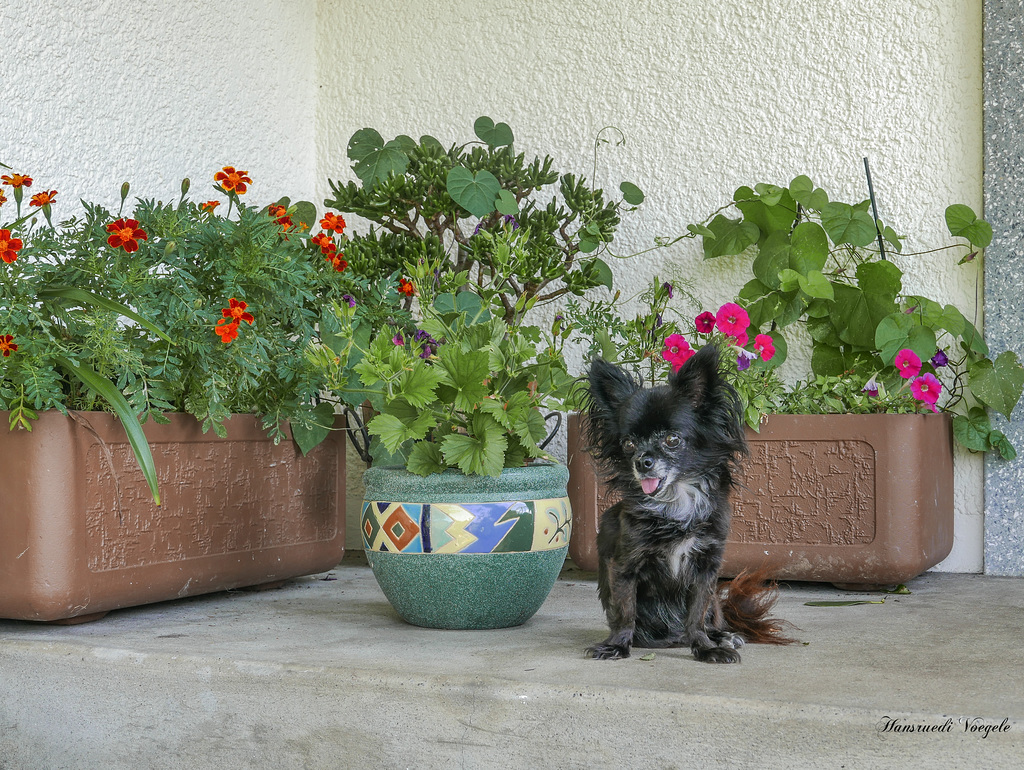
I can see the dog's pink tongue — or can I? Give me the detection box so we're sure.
[641,477,661,495]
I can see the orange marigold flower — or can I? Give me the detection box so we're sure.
[1,174,32,188]
[0,190,7,207]
[327,254,348,272]
[29,190,57,207]
[222,298,254,325]
[311,232,335,253]
[0,229,23,264]
[200,200,221,212]
[215,319,239,343]
[105,218,148,253]
[0,335,17,357]
[398,278,415,297]
[268,204,293,230]
[319,212,346,234]
[214,166,252,195]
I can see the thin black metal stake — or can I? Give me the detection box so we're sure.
[864,157,888,261]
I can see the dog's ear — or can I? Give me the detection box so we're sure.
[669,344,721,404]
[587,358,639,416]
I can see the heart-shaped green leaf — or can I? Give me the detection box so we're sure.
[945,204,993,248]
[703,215,759,259]
[969,351,1024,418]
[352,138,410,188]
[619,181,645,205]
[821,202,876,247]
[447,166,500,218]
[495,189,519,216]
[473,116,514,148]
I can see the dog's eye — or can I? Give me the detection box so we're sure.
[622,439,636,454]
[664,433,683,449]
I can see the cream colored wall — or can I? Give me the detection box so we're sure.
[1,0,319,211]
[2,0,985,571]
[318,0,985,572]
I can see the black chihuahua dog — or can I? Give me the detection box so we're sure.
[584,345,792,663]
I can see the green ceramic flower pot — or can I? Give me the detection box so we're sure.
[361,462,571,629]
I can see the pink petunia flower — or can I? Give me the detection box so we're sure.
[753,334,776,361]
[715,303,750,338]
[728,332,749,348]
[661,334,695,372]
[695,311,716,334]
[911,372,943,406]
[894,348,922,379]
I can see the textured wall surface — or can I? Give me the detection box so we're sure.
[317,0,987,572]
[1,0,319,211]
[983,0,1024,576]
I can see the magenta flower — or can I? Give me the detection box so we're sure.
[392,332,405,346]
[661,334,695,372]
[728,331,749,348]
[715,303,750,338]
[753,334,776,361]
[695,312,716,334]
[894,348,922,379]
[911,372,943,407]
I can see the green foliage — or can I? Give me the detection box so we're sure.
[688,176,1023,456]
[325,117,642,326]
[1,175,354,469]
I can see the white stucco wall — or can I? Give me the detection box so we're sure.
[2,0,986,572]
[317,0,986,571]
[1,0,318,212]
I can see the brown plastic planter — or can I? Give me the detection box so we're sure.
[0,411,347,622]
[567,412,954,587]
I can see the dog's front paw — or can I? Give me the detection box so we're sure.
[708,630,746,650]
[586,642,631,660]
[693,645,741,664]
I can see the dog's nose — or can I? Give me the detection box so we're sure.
[636,454,655,472]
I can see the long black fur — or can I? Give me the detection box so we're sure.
[583,346,789,663]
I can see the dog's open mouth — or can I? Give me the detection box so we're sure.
[639,477,664,496]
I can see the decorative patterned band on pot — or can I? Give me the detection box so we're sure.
[361,463,571,629]
[0,411,347,622]
[567,412,954,587]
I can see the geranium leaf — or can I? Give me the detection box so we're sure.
[438,347,490,411]
[406,441,447,476]
[447,167,500,218]
[440,414,508,477]
[399,362,443,409]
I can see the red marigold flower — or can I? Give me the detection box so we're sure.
[319,212,347,234]
[694,311,716,334]
[1,174,32,188]
[894,348,922,379]
[105,218,148,253]
[214,166,252,195]
[398,278,415,297]
[661,334,695,372]
[311,232,335,253]
[215,319,240,343]
[0,190,7,207]
[221,298,254,325]
[29,190,58,207]
[0,229,24,264]
[200,200,221,212]
[327,255,348,272]
[0,334,17,357]
[715,302,750,338]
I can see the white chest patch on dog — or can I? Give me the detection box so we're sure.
[668,536,699,579]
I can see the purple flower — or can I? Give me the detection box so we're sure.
[342,294,355,308]
[736,349,757,372]
[931,349,949,368]
[662,282,673,299]
[420,345,433,359]
[861,375,880,398]
[414,329,431,342]
[502,215,520,230]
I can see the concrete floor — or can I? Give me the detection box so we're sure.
[1,555,1021,769]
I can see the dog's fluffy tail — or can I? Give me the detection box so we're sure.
[719,566,798,645]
